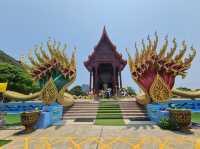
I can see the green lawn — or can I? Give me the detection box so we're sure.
[192,112,200,124]
[0,140,12,147]
[4,113,21,126]
[95,101,125,126]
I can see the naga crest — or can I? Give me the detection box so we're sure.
[21,39,76,105]
[127,33,196,103]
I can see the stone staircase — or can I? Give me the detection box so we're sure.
[63,101,99,120]
[63,100,149,121]
[119,101,149,121]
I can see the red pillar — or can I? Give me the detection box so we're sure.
[119,71,122,88]
[113,65,116,94]
[89,71,92,92]
[92,68,95,93]
[94,65,98,94]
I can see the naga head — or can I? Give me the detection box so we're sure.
[21,39,76,105]
[126,33,196,103]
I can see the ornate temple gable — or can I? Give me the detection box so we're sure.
[95,42,116,60]
[84,27,126,71]
[94,26,116,51]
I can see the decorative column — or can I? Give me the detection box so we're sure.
[95,65,98,94]
[119,71,122,88]
[113,65,117,95]
[92,69,95,93]
[117,70,119,89]
[89,71,92,92]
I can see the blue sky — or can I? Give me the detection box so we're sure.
[0,0,199,91]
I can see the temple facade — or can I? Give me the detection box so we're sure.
[84,27,127,95]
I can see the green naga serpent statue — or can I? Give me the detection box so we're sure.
[4,39,76,107]
[127,33,199,105]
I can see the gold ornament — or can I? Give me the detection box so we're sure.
[149,74,171,103]
[57,85,66,102]
[41,77,58,105]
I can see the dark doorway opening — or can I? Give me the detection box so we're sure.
[98,63,113,92]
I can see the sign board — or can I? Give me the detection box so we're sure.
[0,83,8,93]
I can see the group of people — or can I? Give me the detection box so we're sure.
[99,88,112,98]
[98,88,128,98]
[88,87,130,98]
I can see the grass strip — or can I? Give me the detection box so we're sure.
[4,113,21,126]
[0,140,12,147]
[192,112,200,124]
[95,101,125,126]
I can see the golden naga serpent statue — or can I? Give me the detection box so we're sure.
[126,33,198,105]
[2,35,199,105]
[3,39,76,107]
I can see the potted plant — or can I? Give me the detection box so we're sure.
[20,109,40,133]
[168,108,191,130]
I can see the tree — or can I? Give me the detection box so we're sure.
[176,87,192,91]
[69,85,87,96]
[0,63,40,94]
[126,86,136,96]
[81,84,90,93]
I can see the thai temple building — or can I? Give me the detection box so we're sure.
[84,27,127,95]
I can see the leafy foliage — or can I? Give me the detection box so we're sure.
[0,63,40,94]
[0,140,12,147]
[69,85,87,96]
[176,87,192,91]
[159,118,178,130]
[0,50,21,67]
[126,86,136,96]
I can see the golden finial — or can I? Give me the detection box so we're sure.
[159,35,168,58]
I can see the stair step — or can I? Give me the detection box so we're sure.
[121,110,146,112]
[68,108,98,111]
[73,103,99,104]
[123,114,147,116]
[64,113,97,116]
[123,116,149,119]
[63,116,96,119]
[66,110,98,113]
[64,113,147,116]
[71,105,98,107]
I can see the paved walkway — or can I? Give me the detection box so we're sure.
[1,123,200,149]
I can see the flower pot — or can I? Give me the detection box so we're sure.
[21,111,40,133]
[169,109,191,130]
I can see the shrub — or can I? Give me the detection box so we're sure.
[176,87,191,91]
[69,85,87,96]
[126,86,136,96]
[159,118,178,130]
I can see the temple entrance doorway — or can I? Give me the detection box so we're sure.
[98,63,113,93]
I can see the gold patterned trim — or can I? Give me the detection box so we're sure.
[149,74,172,103]
[41,77,58,105]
